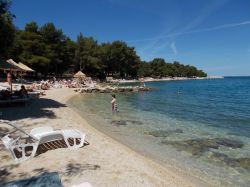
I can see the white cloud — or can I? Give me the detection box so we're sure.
[170,42,177,55]
[128,20,250,43]
[127,0,228,44]
[130,0,229,61]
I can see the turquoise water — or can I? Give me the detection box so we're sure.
[69,77,250,186]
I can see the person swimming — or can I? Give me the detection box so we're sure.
[111,94,117,113]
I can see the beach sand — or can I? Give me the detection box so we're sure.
[0,88,207,187]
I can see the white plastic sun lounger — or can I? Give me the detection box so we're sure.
[0,120,86,163]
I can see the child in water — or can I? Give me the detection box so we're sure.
[111,94,117,113]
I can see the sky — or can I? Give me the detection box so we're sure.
[11,0,250,76]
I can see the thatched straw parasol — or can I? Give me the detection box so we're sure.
[0,59,23,72]
[0,59,23,92]
[17,62,35,84]
[18,62,34,72]
[0,59,35,92]
[73,71,86,84]
[73,71,86,78]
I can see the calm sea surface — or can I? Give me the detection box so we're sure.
[68,77,250,186]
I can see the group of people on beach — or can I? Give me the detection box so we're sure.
[0,85,28,100]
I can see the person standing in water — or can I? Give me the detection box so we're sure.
[140,78,146,87]
[111,94,117,113]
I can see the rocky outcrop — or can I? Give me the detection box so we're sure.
[75,86,152,94]
[145,129,183,137]
[111,120,143,126]
[210,152,250,170]
[161,138,243,156]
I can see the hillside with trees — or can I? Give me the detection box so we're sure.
[0,0,207,79]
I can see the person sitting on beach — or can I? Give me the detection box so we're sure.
[19,85,28,98]
[0,89,11,100]
[41,83,49,90]
[111,94,117,113]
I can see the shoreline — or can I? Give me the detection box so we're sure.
[67,91,217,187]
[109,76,224,83]
[0,88,210,186]
[69,92,241,187]
[67,95,217,187]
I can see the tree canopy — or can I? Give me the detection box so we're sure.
[1,0,207,79]
[0,0,15,59]
[138,60,206,78]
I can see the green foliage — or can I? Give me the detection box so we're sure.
[0,0,15,59]
[12,22,49,74]
[9,21,75,76]
[139,59,207,78]
[25,21,38,33]
[4,2,207,79]
[98,41,140,78]
[75,33,102,76]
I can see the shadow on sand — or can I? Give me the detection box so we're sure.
[0,171,62,187]
[0,139,90,183]
[0,98,66,121]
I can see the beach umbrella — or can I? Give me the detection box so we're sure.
[0,59,22,72]
[0,59,23,92]
[17,62,35,83]
[18,62,34,72]
[73,71,86,84]
[73,71,86,78]
[0,59,34,72]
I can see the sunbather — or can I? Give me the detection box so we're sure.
[19,85,28,98]
[0,89,11,100]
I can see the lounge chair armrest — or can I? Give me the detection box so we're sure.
[63,129,85,148]
[11,137,20,145]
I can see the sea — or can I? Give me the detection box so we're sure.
[68,77,250,186]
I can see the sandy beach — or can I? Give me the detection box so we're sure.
[1,0,249,186]
[0,88,209,187]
